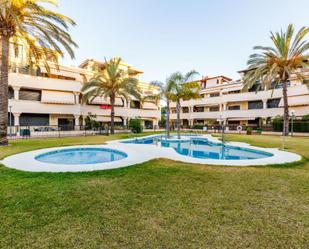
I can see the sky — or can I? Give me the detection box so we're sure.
[56,0,309,82]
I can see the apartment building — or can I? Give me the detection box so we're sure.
[7,42,160,131]
[170,71,309,127]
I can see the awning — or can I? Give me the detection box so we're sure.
[221,85,243,93]
[227,117,256,121]
[96,116,123,122]
[279,95,309,107]
[41,90,75,104]
[143,102,157,109]
[40,66,79,79]
[91,97,124,106]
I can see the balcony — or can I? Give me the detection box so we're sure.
[9,73,82,92]
[170,105,309,120]
[9,99,80,115]
[169,84,309,108]
[81,105,160,119]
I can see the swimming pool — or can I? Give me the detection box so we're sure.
[122,135,273,160]
[2,134,301,172]
[35,148,127,165]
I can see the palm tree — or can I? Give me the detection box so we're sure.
[244,24,309,136]
[168,71,200,139]
[0,0,77,145]
[150,79,175,138]
[81,58,141,134]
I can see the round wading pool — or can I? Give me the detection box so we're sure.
[35,148,127,165]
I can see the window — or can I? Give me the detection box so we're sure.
[271,81,291,89]
[249,83,262,92]
[228,105,240,110]
[20,114,49,126]
[267,98,280,108]
[248,100,263,110]
[130,100,141,109]
[182,107,189,113]
[228,90,240,94]
[8,87,14,99]
[19,89,41,101]
[209,106,219,112]
[194,107,204,112]
[209,92,220,97]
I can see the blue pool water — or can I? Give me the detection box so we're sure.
[123,135,272,160]
[35,148,127,165]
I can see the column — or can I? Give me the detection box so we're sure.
[74,92,80,104]
[189,119,194,127]
[74,115,80,130]
[13,113,21,126]
[82,116,87,126]
[263,99,268,109]
[123,117,127,126]
[222,103,227,111]
[13,86,20,100]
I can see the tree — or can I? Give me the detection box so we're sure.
[81,58,141,134]
[168,71,200,139]
[243,24,309,136]
[0,0,77,145]
[150,79,175,138]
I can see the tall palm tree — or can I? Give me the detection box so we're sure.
[168,71,200,139]
[150,79,175,138]
[244,24,309,136]
[0,0,77,145]
[81,58,141,134]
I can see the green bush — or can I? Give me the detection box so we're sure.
[129,118,143,133]
[272,116,283,132]
[256,128,262,134]
[192,124,204,130]
[246,127,252,135]
[85,114,101,130]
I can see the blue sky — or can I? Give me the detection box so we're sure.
[57,0,309,82]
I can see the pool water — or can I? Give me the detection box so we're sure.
[35,148,127,165]
[123,136,272,160]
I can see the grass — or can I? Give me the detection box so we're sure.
[0,133,309,248]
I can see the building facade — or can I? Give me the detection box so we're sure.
[7,42,160,131]
[170,71,309,128]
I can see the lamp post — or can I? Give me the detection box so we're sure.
[9,105,12,137]
[291,110,295,137]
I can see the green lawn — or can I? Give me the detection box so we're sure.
[0,134,309,249]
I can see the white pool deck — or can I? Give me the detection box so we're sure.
[1,134,302,172]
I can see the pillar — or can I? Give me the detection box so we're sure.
[13,86,20,100]
[222,103,227,111]
[74,92,80,104]
[74,115,80,126]
[189,119,194,127]
[123,117,127,126]
[263,99,268,109]
[13,113,21,126]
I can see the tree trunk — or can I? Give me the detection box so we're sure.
[176,100,181,139]
[110,95,115,134]
[0,35,10,146]
[282,80,289,136]
[166,100,170,138]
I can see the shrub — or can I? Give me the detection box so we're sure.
[129,118,143,133]
[246,127,252,135]
[256,128,262,134]
[85,114,101,130]
[272,116,283,132]
[192,124,204,130]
